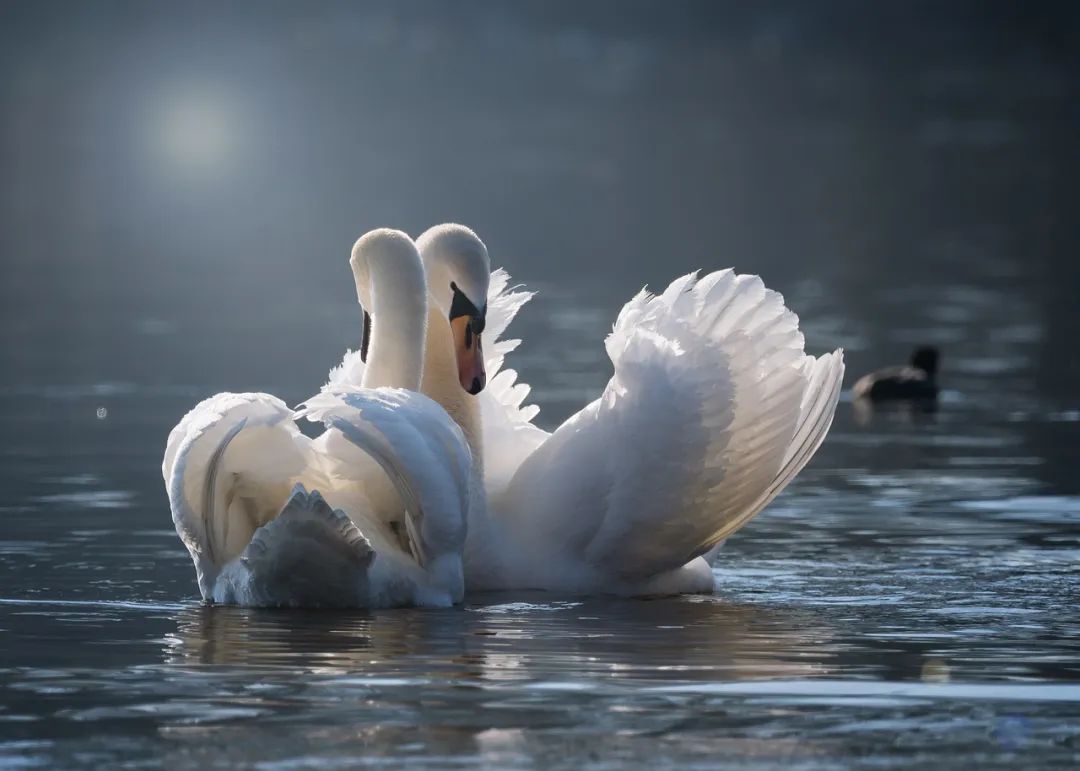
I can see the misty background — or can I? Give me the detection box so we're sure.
[1,0,1078,458]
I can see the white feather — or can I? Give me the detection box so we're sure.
[466,268,844,595]
[164,388,473,608]
[164,229,472,608]
[476,268,549,496]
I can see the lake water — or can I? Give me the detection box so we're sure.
[2,3,1079,768]
[2,270,1079,768]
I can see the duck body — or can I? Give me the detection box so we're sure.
[852,365,938,401]
[852,347,940,402]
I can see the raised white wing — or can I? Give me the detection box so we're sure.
[165,392,319,597]
[477,268,550,495]
[499,270,844,580]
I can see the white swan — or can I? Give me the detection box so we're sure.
[406,223,845,595]
[163,230,472,608]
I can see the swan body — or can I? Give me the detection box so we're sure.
[164,230,472,608]
[411,224,845,596]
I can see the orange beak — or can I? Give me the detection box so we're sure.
[450,315,486,394]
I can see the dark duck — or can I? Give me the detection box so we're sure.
[853,346,940,402]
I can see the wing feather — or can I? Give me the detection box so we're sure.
[165,392,315,597]
[297,388,472,562]
[501,270,843,582]
[478,268,549,495]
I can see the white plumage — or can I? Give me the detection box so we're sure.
[163,387,473,608]
[167,222,844,605]
[475,269,548,497]
[412,225,845,596]
[162,230,473,608]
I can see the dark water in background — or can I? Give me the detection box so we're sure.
[2,2,1080,768]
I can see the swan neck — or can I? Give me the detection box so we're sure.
[421,305,483,469]
[360,256,427,391]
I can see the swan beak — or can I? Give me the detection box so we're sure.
[450,315,486,395]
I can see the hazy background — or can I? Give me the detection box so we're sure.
[2,0,1078,411]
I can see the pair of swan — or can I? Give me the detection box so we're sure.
[163,231,472,608]
[163,224,845,607]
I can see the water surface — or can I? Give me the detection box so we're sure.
[3,268,1079,767]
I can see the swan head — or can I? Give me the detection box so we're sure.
[416,223,491,395]
[349,228,427,364]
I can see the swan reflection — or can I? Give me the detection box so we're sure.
[165,594,836,683]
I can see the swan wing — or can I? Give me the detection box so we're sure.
[323,348,366,392]
[298,388,473,571]
[479,268,550,494]
[164,392,319,598]
[500,270,844,581]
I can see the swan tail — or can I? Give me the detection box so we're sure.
[164,392,316,598]
[225,484,375,608]
[505,270,844,583]
[297,387,472,603]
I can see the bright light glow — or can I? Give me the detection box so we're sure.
[154,89,236,177]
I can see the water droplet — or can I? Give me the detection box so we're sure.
[96,407,108,420]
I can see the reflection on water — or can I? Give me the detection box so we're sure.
[2,258,1080,769]
[2,591,1079,768]
[2,273,1079,768]
[165,597,833,682]
[852,395,939,427]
